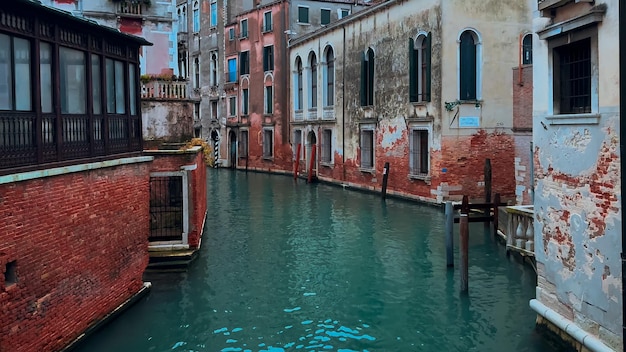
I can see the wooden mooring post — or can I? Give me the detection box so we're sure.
[484,158,492,236]
[381,162,390,199]
[460,195,469,292]
[294,143,301,180]
[445,201,454,267]
[307,144,316,184]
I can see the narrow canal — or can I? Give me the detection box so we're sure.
[75,169,556,352]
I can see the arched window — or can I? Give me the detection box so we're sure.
[309,53,317,108]
[409,32,432,102]
[193,1,200,32]
[182,7,187,32]
[324,47,334,106]
[194,56,200,89]
[360,48,374,106]
[522,33,532,65]
[264,79,273,114]
[296,57,303,110]
[459,30,481,100]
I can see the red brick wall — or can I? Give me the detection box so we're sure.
[0,162,151,352]
[512,65,533,131]
[332,129,516,203]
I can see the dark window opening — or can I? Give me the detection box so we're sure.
[360,129,373,169]
[459,31,477,100]
[298,6,309,23]
[360,49,375,106]
[263,46,274,72]
[321,9,331,25]
[556,38,590,114]
[522,34,533,65]
[4,260,17,287]
[240,51,249,75]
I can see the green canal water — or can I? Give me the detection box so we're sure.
[74,170,557,352]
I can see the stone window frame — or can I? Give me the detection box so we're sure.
[408,122,432,181]
[359,123,375,172]
[457,28,483,102]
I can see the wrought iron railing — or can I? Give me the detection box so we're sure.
[149,175,184,241]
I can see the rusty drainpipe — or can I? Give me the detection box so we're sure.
[617,1,626,344]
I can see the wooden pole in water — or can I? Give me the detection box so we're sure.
[493,193,500,238]
[484,158,492,236]
[307,144,316,184]
[445,201,454,267]
[460,195,469,292]
[381,162,390,199]
[294,143,301,180]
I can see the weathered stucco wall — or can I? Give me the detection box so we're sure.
[532,0,622,349]
[142,100,194,144]
[290,0,530,202]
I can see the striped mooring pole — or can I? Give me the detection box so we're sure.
[213,137,219,168]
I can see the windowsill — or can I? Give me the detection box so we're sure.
[410,100,430,106]
[239,36,248,40]
[297,22,311,26]
[409,173,431,181]
[321,162,333,167]
[263,156,274,161]
[545,113,600,125]
[359,167,375,174]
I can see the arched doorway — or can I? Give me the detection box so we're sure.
[229,130,237,169]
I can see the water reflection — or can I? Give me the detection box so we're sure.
[73,170,556,352]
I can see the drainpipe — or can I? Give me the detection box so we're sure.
[530,300,615,352]
[342,24,346,181]
[617,1,626,346]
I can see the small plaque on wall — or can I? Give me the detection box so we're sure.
[459,116,480,128]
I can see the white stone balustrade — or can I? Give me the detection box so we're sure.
[505,205,535,255]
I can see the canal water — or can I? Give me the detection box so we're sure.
[74,170,557,352]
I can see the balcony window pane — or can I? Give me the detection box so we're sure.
[129,63,136,115]
[115,60,125,114]
[60,46,85,114]
[40,42,53,113]
[106,58,115,113]
[91,54,101,114]
[14,37,31,111]
[0,34,11,110]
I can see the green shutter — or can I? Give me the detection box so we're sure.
[409,38,417,102]
[425,32,432,102]
[460,32,476,100]
[360,52,366,106]
[367,49,374,105]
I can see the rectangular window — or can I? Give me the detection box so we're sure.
[106,58,125,114]
[228,58,237,82]
[194,102,200,120]
[194,57,200,89]
[240,19,248,38]
[60,46,86,114]
[321,9,331,25]
[128,63,137,115]
[91,55,101,115]
[265,86,273,114]
[210,0,217,27]
[298,6,309,23]
[263,11,272,32]
[322,129,331,163]
[263,129,273,158]
[410,129,429,175]
[211,101,217,119]
[240,51,249,75]
[242,88,249,115]
[14,37,32,111]
[339,9,350,19]
[360,129,374,169]
[40,43,53,113]
[555,38,591,114]
[0,34,12,110]
[239,130,248,157]
[229,28,235,41]
[229,96,237,116]
[263,46,274,72]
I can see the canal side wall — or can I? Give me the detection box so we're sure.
[531,1,622,350]
[0,158,153,352]
[146,147,207,248]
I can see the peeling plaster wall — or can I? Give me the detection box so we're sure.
[142,101,194,143]
[532,1,622,350]
[289,0,530,202]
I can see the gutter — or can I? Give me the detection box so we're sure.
[530,300,615,352]
[617,1,626,346]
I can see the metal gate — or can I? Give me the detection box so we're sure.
[149,174,185,242]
